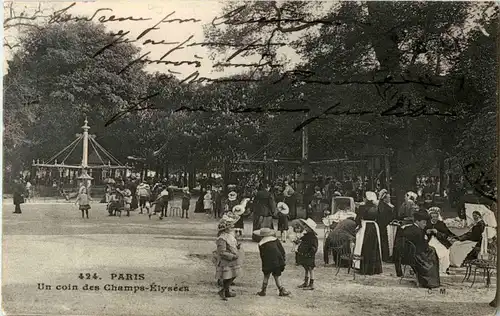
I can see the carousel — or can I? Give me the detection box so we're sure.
[32,119,130,197]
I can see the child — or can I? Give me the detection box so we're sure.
[108,189,120,216]
[75,187,92,219]
[277,202,290,242]
[291,221,304,266]
[181,187,191,219]
[204,189,213,217]
[214,215,242,301]
[296,218,318,290]
[254,228,291,297]
[226,192,242,236]
[123,188,132,217]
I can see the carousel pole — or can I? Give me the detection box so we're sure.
[81,118,91,190]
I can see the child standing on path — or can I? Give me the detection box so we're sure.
[277,202,290,242]
[181,187,191,219]
[204,189,214,217]
[214,214,242,301]
[254,228,291,297]
[296,218,318,290]
[75,187,92,219]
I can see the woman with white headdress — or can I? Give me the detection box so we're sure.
[353,191,383,275]
[377,189,395,262]
[425,207,456,274]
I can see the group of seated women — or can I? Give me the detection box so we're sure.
[323,197,492,289]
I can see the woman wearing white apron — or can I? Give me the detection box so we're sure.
[353,191,382,275]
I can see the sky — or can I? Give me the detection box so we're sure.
[3,0,302,79]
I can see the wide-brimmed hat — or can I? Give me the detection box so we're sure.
[182,187,189,193]
[378,189,388,201]
[218,215,240,232]
[252,227,276,237]
[277,202,289,215]
[228,191,238,201]
[365,191,378,203]
[300,218,317,232]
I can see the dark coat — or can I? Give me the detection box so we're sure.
[253,190,275,218]
[258,237,286,274]
[402,224,429,254]
[297,231,318,268]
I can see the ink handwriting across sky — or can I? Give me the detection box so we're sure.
[46,2,461,128]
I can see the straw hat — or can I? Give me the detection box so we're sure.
[277,202,289,215]
[252,227,276,237]
[228,191,238,201]
[300,218,317,232]
[218,215,239,232]
[232,204,246,216]
[182,187,189,193]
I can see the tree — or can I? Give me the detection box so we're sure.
[4,20,149,179]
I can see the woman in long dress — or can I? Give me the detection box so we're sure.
[377,189,395,262]
[425,207,456,274]
[402,210,441,288]
[449,211,485,267]
[353,191,382,275]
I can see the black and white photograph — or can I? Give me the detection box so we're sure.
[2,1,499,315]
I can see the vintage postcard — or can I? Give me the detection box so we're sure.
[2,1,499,315]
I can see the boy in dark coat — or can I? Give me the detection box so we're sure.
[254,228,291,297]
[297,218,319,290]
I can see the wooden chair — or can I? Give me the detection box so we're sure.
[169,206,182,217]
[463,238,497,287]
[399,239,418,285]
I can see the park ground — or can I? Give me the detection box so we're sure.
[1,200,498,316]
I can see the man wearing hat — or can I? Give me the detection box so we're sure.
[253,228,291,297]
[399,210,440,288]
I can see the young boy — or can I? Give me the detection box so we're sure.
[296,218,318,290]
[277,202,289,242]
[75,187,92,219]
[181,187,191,219]
[254,228,290,297]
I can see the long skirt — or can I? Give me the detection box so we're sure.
[428,236,450,274]
[379,224,390,262]
[449,240,477,267]
[285,196,297,220]
[387,224,399,258]
[413,247,441,288]
[353,220,382,275]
